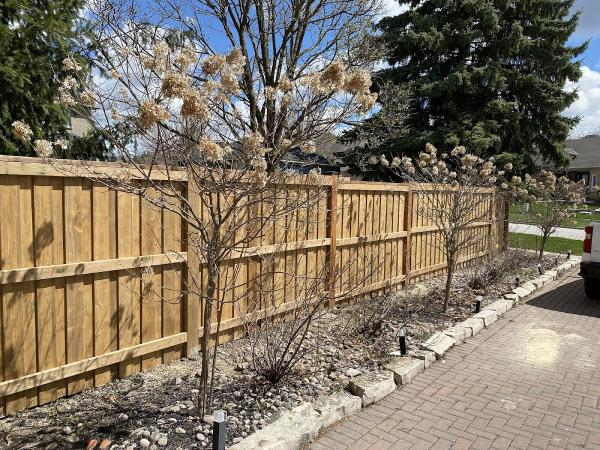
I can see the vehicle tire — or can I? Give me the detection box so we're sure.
[584,278,600,299]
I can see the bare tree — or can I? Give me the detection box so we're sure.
[516,171,584,259]
[11,0,386,417]
[377,144,508,312]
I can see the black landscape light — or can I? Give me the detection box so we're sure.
[474,295,483,313]
[213,410,227,450]
[567,250,572,259]
[515,276,520,287]
[399,331,407,356]
[537,264,544,275]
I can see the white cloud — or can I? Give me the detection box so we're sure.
[564,66,600,137]
[378,0,407,19]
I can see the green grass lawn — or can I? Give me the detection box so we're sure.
[508,232,582,256]
[509,203,600,229]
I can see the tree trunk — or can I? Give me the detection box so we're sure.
[539,233,549,260]
[443,254,456,312]
[198,260,217,417]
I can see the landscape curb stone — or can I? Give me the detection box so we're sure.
[421,332,456,358]
[384,357,424,385]
[473,309,498,327]
[347,370,396,407]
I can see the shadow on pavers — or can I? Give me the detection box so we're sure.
[527,277,600,318]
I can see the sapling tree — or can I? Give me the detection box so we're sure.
[378,144,509,312]
[516,171,585,259]
[11,0,385,416]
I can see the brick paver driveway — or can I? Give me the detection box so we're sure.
[309,270,600,450]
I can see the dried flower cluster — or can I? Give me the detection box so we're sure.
[139,99,169,128]
[11,121,69,158]
[303,61,376,111]
[11,121,33,143]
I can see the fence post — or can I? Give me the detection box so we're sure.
[403,188,413,286]
[185,177,200,357]
[327,176,339,306]
[502,192,509,250]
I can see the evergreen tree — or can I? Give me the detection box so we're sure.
[351,0,587,172]
[0,0,89,156]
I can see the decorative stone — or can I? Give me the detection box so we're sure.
[99,439,112,450]
[157,436,168,446]
[313,392,362,428]
[86,439,98,450]
[228,403,323,450]
[140,439,150,448]
[513,287,531,299]
[503,293,519,304]
[421,332,455,358]
[546,270,558,279]
[473,309,497,327]
[384,357,424,385]
[409,349,436,368]
[444,326,467,343]
[347,371,396,407]
[459,317,485,336]
[484,300,513,316]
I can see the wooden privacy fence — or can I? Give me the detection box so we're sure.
[0,156,507,414]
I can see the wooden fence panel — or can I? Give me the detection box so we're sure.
[0,157,506,414]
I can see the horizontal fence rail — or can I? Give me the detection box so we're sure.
[0,156,507,414]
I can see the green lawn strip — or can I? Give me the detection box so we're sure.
[509,203,600,230]
[508,232,582,256]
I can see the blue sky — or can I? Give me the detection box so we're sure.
[564,0,600,137]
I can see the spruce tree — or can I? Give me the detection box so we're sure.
[352,0,587,171]
[0,0,89,156]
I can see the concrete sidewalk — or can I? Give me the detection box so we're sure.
[308,270,600,449]
[509,223,585,241]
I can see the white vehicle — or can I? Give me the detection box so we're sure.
[581,223,600,298]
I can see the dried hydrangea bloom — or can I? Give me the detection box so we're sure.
[460,154,479,167]
[379,154,389,167]
[34,139,53,158]
[180,88,209,122]
[139,99,169,128]
[61,76,77,90]
[175,47,197,71]
[12,121,33,143]
[80,90,98,108]
[242,132,265,156]
[54,139,69,150]
[199,137,225,161]
[277,76,294,93]
[220,71,240,94]
[320,61,346,91]
[225,48,246,71]
[504,162,513,171]
[56,89,76,107]
[368,155,378,165]
[264,86,277,101]
[279,138,292,150]
[356,92,377,112]
[344,69,371,94]
[141,42,170,73]
[202,54,226,75]
[62,56,82,72]
[302,140,316,153]
[250,155,268,172]
[161,72,190,98]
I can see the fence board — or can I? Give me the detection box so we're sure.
[0,156,506,414]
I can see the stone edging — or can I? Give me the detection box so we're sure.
[230,257,581,450]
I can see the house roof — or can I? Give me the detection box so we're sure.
[566,136,600,170]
